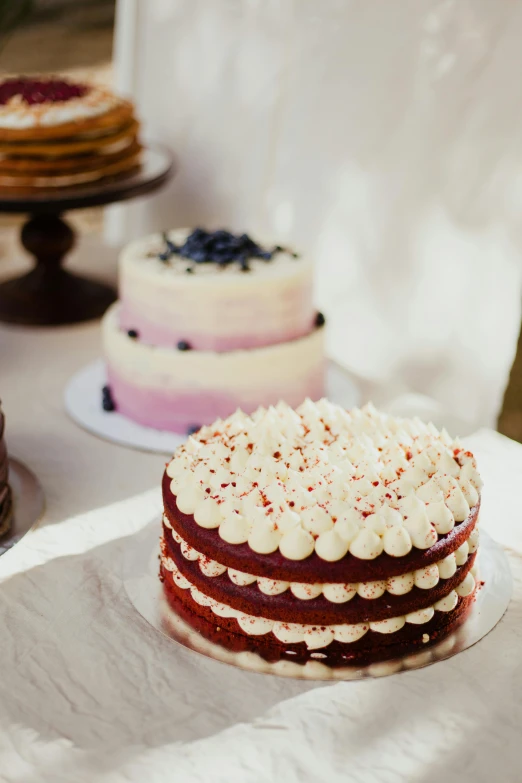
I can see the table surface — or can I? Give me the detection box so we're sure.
[0,233,521,783]
[0,428,519,783]
[0,232,164,523]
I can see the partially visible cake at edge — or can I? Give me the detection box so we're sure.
[0,75,141,188]
[102,229,326,433]
[160,400,481,667]
[0,402,12,537]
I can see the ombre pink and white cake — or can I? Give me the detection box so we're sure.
[102,229,325,433]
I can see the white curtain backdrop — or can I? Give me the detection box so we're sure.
[110,0,522,432]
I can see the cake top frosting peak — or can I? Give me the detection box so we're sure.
[166,400,482,563]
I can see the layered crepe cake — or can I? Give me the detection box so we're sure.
[160,401,481,666]
[102,229,325,433]
[0,402,12,537]
[0,76,141,188]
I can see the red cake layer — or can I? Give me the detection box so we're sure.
[162,471,479,582]
[163,525,476,624]
[161,567,476,667]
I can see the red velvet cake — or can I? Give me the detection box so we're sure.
[159,400,481,666]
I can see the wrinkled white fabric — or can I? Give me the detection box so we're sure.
[0,428,520,783]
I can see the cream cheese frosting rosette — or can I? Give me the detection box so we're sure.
[160,401,481,665]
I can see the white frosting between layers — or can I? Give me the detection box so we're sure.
[166,401,482,562]
[162,555,475,650]
[163,522,478,602]
[0,86,120,129]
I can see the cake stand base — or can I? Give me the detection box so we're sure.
[123,520,511,682]
[0,264,116,326]
[0,143,173,326]
[0,458,45,556]
[0,213,117,325]
[64,358,362,455]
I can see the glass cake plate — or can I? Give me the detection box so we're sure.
[0,458,45,557]
[123,519,512,681]
[65,358,361,455]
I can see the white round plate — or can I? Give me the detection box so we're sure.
[65,358,361,455]
[0,458,45,557]
[123,520,511,681]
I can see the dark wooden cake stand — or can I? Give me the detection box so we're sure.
[0,143,174,326]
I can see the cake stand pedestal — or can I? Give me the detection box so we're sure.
[0,143,174,326]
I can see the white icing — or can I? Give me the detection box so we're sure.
[228,569,257,586]
[193,497,222,529]
[198,557,227,577]
[437,553,457,579]
[218,513,250,544]
[459,460,483,490]
[290,583,323,600]
[406,606,435,624]
[315,529,349,561]
[369,616,406,634]
[248,517,281,554]
[357,580,386,600]
[455,572,476,597]
[272,622,306,644]
[386,572,415,596]
[332,623,369,643]
[322,583,357,603]
[349,528,384,560]
[175,479,206,514]
[279,526,315,560]
[425,500,455,534]
[445,484,470,522]
[382,525,412,557]
[180,540,200,562]
[173,571,191,590]
[455,541,470,566]
[237,615,274,635]
[414,564,440,590]
[467,526,480,554]
[434,590,458,612]
[257,578,289,596]
[162,513,173,530]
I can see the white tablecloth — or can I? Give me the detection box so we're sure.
[0,427,520,783]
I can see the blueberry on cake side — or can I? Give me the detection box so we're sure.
[160,401,481,667]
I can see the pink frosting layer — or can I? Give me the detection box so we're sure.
[107,367,326,433]
[119,303,316,351]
